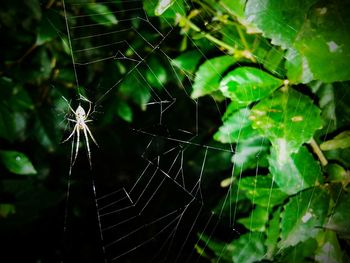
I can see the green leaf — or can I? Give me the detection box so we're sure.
[231,233,266,263]
[260,46,285,77]
[238,205,269,232]
[231,135,270,174]
[84,3,118,26]
[214,108,258,144]
[35,10,61,45]
[320,131,350,151]
[245,0,317,49]
[294,0,350,82]
[219,67,283,103]
[171,50,202,75]
[269,146,323,195]
[312,81,350,135]
[198,234,231,262]
[116,100,133,123]
[214,182,247,216]
[281,238,318,263]
[326,164,350,187]
[315,231,343,263]
[325,148,350,169]
[325,190,350,237]
[265,208,281,260]
[145,57,167,90]
[245,0,350,82]
[250,88,322,153]
[119,71,151,111]
[285,48,313,84]
[280,187,329,247]
[239,174,288,207]
[201,232,266,263]
[144,0,185,19]
[220,0,259,33]
[0,204,16,218]
[36,18,56,45]
[191,55,236,99]
[155,0,176,16]
[0,150,37,175]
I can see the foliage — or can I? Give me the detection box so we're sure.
[0,0,349,262]
[171,0,350,262]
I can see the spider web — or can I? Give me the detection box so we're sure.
[56,0,334,262]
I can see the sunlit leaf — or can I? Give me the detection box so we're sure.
[191,55,236,99]
[238,206,269,232]
[231,135,270,173]
[280,187,329,247]
[294,0,350,82]
[155,0,176,16]
[285,48,313,84]
[245,0,316,49]
[246,0,350,82]
[0,150,37,175]
[144,0,185,19]
[250,88,322,153]
[231,233,266,263]
[84,3,118,26]
[239,174,288,207]
[214,108,258,144]
[220,0,259,33]
[200,232,266,263]
[219,67,283,103]
[269,146,323,195]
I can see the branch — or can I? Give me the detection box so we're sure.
[309,138,328,166]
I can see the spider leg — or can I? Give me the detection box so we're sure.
[73,126,80,165]
[84,123,99,147]
[82,125,92,168]
[62,124,77,143]
[62,96,77,115]
[86,100,92,117]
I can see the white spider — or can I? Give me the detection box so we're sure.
[62,95,98,168]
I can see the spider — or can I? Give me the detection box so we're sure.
[62,95,98,168]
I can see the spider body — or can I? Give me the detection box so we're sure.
[62,96,98,168]
[76,105,87,129]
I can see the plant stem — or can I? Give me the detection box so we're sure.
[180,16,236,54]
[310,138,328,166]
[235,25,249,51]
[179,16,255,62]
